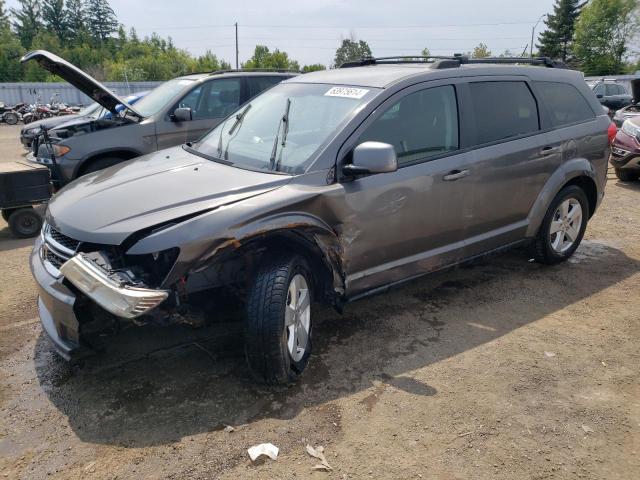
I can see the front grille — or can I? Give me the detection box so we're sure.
[45,248,67,270]
[48,226,81,252]
[42,223,81,276]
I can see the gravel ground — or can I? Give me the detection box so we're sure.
[0,123,639,479]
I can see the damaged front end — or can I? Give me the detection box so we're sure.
[34,222,187,359]
[60,253,170,320]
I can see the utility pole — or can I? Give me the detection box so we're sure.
[531,14,546,58]
[235,22,239,69]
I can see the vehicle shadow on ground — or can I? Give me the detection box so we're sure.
[33,242,639,447]
[613,179,640,192]
[0,226,36,252]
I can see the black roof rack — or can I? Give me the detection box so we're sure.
[339,55,567,70]
[187,68,301,76]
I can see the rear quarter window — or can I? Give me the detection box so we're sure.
[469,81,539,145]
[534,81,595,128]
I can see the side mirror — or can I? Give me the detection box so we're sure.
[596,93,604,99]
[342,141,398,176]
[173,107,192,122]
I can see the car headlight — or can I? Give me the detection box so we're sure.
[51,144,71,157]
[621,119,640,139]
[60,253,170,319]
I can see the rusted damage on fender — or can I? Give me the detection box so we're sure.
[194,220,346,301]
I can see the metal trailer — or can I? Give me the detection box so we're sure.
[0,161,51,238]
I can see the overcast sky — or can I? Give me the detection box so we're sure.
[6,0,557,66]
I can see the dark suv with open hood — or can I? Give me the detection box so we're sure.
[31,56,610,384]
[21,51,296,186]
[612,79,640,128]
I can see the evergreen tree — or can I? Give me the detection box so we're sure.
[42,0,67,44]
[537,0,582,62]
[64,0,86,40]
[85,0,117,42]
[0,0,10,31]
[10,0,42,49]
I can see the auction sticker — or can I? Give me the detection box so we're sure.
[325,87,369,99]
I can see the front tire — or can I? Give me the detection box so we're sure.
[532,185,588,265]
[614,168,639,182]
[80,157,124,176]
[245,254,313,384]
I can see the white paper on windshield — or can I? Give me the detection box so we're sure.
[324,87,369,99]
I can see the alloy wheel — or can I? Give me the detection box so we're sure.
[284,274,311,362]
[549,198,582,253]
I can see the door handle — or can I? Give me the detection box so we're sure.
[443,169,470,181]
[541,145,561,156]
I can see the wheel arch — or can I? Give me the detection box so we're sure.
[526,159,600,237]
[76,149,142,177]
[564,175,598,218]
[234,228,343,304]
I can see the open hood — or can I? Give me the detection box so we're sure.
[631,78,640,104]
[21,50,143,118]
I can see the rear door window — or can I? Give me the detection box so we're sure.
[468,81,539,144]
[247,76,286,98]
[606,84,624,96]
[534,81,595,127]
[359,85,459,166]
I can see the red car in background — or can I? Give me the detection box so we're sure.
[610,117,640,181]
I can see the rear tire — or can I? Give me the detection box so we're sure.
[7,207,42,238]
[245,254,313,384]
[532,185,588,265]
[614,168,639,182]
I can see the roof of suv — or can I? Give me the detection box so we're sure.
[292,63,583,89]
[178,71,298,81]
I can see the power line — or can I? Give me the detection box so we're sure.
[235,35,531,42]
[142,20,540,31]
[181,44,528,52]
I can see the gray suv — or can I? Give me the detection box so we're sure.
[31,56,610,384]
[21,50,296,186]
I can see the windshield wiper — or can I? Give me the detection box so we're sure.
[224,104,252,159]
[269,98,291,171]
[216,104,252,158]
[228,104,251,135]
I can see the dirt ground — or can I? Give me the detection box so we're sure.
[0,123,638,479]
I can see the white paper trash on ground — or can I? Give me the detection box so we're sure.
[248,443,279,461]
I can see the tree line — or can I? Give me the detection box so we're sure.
[0,0,638,84]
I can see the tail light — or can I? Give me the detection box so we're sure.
[607,122,617,144]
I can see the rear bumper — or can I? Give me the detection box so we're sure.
[30,239,92,361]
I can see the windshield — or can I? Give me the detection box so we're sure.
[193,83,378,174]
[133,78,195,117]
